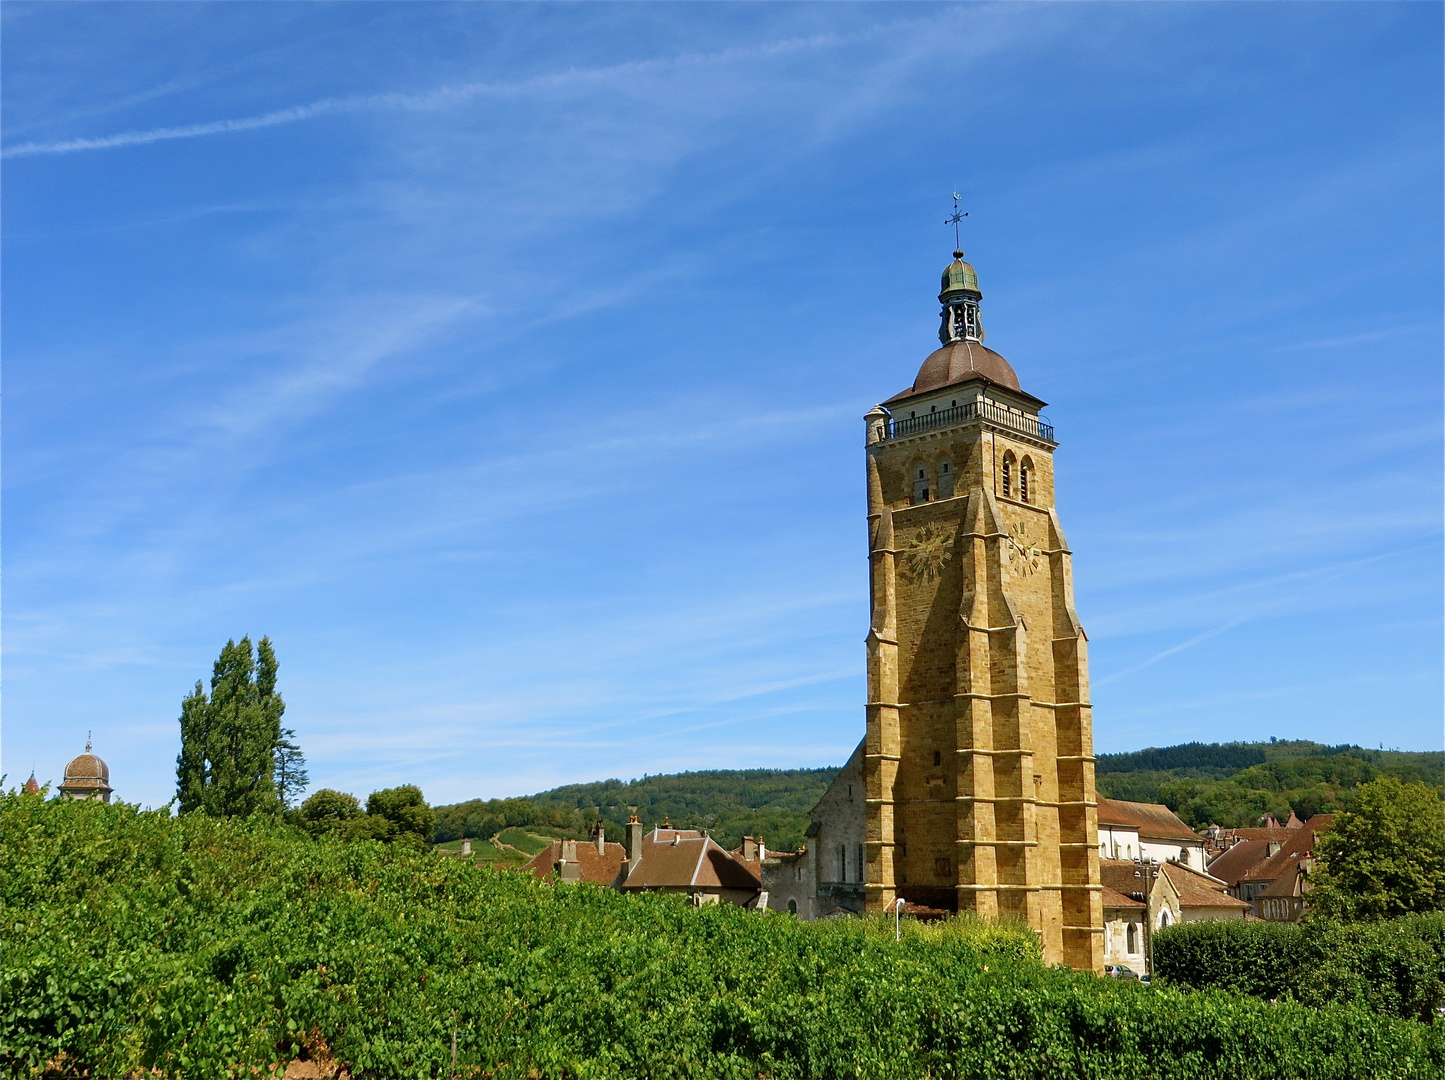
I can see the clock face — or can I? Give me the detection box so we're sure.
[1005,522,1042,576]
[901,522,955,583]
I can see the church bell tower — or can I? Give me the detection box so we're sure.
[862,248,1103,970]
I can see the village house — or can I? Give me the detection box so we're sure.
[522,822,627,885]
[1097,854,1247,975]
[1147,860,1251,930]
[616,820,763,908]
[1203,820,1299,902]
[1097,798,1207,872]
[521,820,764,908]
[1100,881,1147,974]
[1233,815,1333,922]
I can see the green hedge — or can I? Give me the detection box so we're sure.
[1154,914,1445,1022]
[5,792,1443,1079]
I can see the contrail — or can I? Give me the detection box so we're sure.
[1,25,886,160]
[1093,543,1433,687]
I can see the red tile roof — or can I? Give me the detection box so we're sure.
[1099,859,1158,902]
[620,828,762,892]
[1097,799,1201,843]
[1101,885,1146,910]
[522,839,627,886]
[1256,856,1312,900]
[1240,815,1333,884]
[1161,862,1251,911]
[1206,838,1271,887]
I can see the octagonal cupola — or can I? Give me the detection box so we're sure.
[938,250,984,345]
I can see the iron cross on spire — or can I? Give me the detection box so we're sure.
[945,191,968,251]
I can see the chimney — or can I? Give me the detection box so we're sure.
[758,836,766,863]
[626,815,644,878]
[558,838,581,883]
[741,836,757,861]
[592,821,606,856]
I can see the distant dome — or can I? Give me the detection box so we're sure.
[59,738,113,802]
[889,340,1022,401]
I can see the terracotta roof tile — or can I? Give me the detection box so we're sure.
[1098,799,1200,843]
[621,828,761,892]
[1255,856,1312,899]
[1101,885,1145,910]
[1099,859,1157,902]
[1240,816,1333,884]
[1207,838,1271,887]
[522,840,627,886]
[1161,862,1251,910]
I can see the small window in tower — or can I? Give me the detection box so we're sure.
[909,411,916,418]
[938,461,954,499]
[935,857,951,877]
[930,404,937,413]
[788,898,797,915]
[951,400,957,407]
[933,750,941,767]
[1001,454,1013,498]
[1127,922,1138,954]
[913,466,930,504]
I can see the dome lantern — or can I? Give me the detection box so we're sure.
[938,250,984,345]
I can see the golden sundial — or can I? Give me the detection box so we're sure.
[902,522,955,583]
[1005,522,1043,576]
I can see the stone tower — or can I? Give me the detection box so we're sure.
[861,249,1102,969]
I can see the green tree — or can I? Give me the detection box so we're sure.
[366,785,435,846]
[175,637,285,817]
[299,788,362,836]
[273,728,309,808]
[1311,776,1445,921]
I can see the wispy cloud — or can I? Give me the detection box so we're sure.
[2,23,914,160]
[1092,544,1432,685]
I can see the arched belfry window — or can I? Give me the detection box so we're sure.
[1019,457,1033,503]
[1001,453,1014,498]
[938,460,954,499]
[913,464,930,504]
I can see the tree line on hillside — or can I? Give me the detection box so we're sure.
[1095,740,1443,828]
[430,768,837,852]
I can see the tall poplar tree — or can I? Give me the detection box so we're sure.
[176,636,286,817]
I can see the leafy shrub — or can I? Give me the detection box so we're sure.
[1154,914,1445,1022]
[1152,919,1305,1000]
[5,792,1443,1079]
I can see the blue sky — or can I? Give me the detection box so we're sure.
[5,3,1441,811]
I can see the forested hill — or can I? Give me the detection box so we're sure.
[432,767,837,852]
[433,740,1443,848]
[1096,740,1443,828]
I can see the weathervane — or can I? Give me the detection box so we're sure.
[945,191,968,251]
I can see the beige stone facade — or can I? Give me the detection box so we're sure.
[857,251,1104,970]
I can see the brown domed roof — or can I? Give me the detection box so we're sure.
[886,341,1023,403]
[65,752,109,783]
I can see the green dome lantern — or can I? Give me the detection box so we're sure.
[939,249,981,299]
[937,250,984,344]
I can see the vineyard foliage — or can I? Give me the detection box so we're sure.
[6,792,1445,1080]
[1152,915,1445,1022]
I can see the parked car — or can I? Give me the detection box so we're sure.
[1105,964,1139,981]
